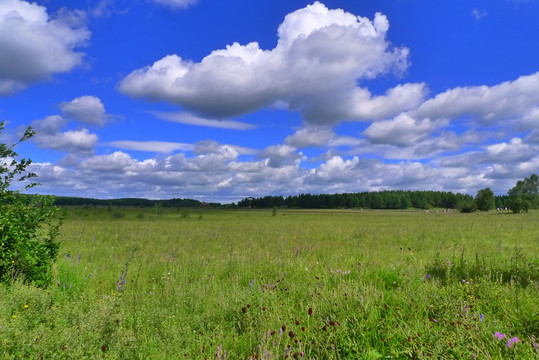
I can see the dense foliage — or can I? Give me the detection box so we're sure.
[507,174,539,213]
[475,188,495,211]
[0,122,62,287]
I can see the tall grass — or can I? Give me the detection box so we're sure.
[1,208,537,359]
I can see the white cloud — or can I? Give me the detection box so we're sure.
[519,107,539,130]
[80,151,135,172]
[30,103,103,154]
[30,115,66,135]
[28,137,539,201]
[34,128,98,153]
[105,140,193,153]
[151,111,255,130]
[483,138,534,163]
[119,2,423,124]
[363,113,442,147]
[0,0,89,95]
[285,127,335,147]
[60,96,108,126]
[415,72,539,127]
[259,144,302,168]
[285,126,361,149]
[153,0,198,9]
[312,156,360,183]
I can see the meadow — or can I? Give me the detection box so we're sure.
[1,207,538,359]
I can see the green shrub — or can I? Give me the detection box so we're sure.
[0,122,62,287]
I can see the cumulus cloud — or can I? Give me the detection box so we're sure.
[285,127,335,148]
[80,151,136,172]
[119,2,424,124]
[28,137,539,202]
[32,125,98,153]
[285,126,361,149]
[60,96,108,126]
[363,113,443,147]
[0,0,89,95]
[29,96,110,154]
[311,156,360,184]
[259,144,303,168]
[415,72,539,127]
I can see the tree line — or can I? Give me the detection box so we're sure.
[52,174,539,213]
[52,196,224,209]
[238,175,538,213]
[238,191,477,210]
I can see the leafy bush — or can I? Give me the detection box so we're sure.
[457,198,476,213]
[0,122,62,287]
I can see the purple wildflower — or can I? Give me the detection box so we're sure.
[506,337,519,347]
[495,332,506,340]
[480,314,484,322]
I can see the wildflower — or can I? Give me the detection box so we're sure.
[480,314,484,322]
[24,305,29,309]
[308,308,312,316]
[495,332,506,340]
[425,274,431,279]
[507,337,519,348]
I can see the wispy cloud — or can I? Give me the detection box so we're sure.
[472,8,487,20]
[151,111,256,130]
[152,0,198,9]
[104,140,194,153]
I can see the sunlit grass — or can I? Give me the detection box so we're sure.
[1,208,538,359]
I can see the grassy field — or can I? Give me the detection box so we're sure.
[1,208,538,359]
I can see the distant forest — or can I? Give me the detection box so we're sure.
[53,197,224,209]
[52,190,510,210]
[237,191,511,210]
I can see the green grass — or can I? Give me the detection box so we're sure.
[1,208,538,359]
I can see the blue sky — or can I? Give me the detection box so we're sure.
[1,0,538,202]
